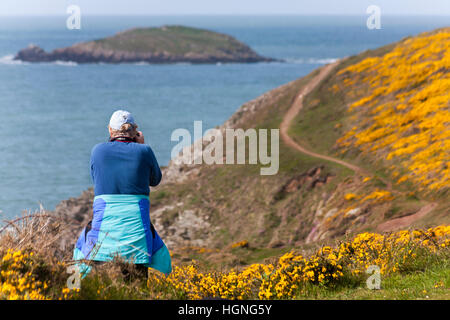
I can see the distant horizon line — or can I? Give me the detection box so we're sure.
[1,13,450,17]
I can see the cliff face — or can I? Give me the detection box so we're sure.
[14,26,275,64]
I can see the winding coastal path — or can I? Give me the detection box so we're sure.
[280,60,364,173]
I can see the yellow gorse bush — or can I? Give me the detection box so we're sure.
[0,249,48,300]
[336,29,450,192]
[148,263,274,300]
[149,225,450,300]
[231,240,249,249]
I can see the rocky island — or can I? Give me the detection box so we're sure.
[14,25,275,64]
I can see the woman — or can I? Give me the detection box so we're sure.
[73,110,171,277]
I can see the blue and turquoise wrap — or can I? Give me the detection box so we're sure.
[73,194,171,276]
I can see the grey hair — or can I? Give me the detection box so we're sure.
[109,123,138,139]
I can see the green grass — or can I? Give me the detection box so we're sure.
[295,264,450,300]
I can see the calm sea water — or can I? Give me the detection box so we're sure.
[0,15,448,218]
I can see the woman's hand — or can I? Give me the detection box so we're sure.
[136,131,145,144]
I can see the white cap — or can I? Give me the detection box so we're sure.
[109,110,135,130]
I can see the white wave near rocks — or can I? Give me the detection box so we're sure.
[0,54,78,66]
[0,54,28,65]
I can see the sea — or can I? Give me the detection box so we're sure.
[0,15,448,219]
